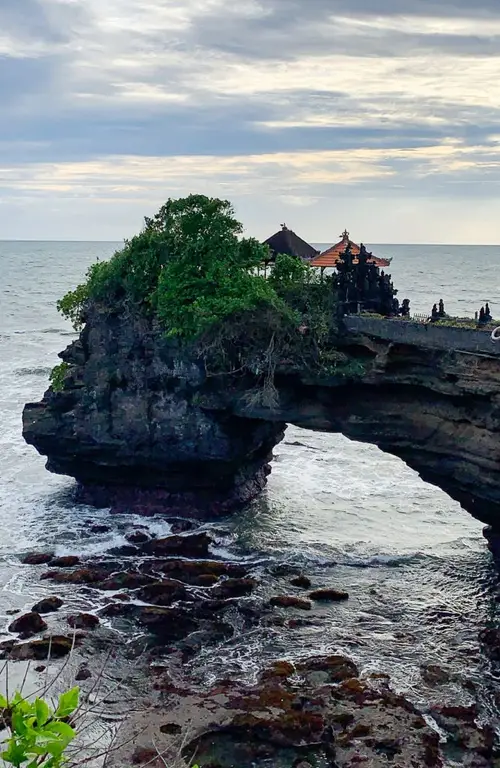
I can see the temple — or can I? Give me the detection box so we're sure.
[311,230,391,270]
[263,224,320,263]
[336,242,408,317]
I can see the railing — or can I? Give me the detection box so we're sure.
[493,327,500,342]
[410,313,429,324]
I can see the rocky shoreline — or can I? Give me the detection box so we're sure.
[3,516,498,767]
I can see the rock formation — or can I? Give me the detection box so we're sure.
[23,303,500,528]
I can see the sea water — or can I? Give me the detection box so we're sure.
[1,241,500,729]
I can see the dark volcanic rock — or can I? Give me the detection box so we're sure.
[8,635,75,660]
[75,665,92,681]
[41,567,110,584]
[126,531,150,544]
[9,612,47,635]
[143,533,212,558]
[31,596,64,614]
[212,577,258,599]
[90,524,111,534]
[22,552,54,565]
[290,575,312,589]
[49,555,80,568]
[136,580,189,606]
[309,588,349,602]
[270,596,312,611]
[157,559,248,584]
[22,304,284,516]
[68,613,100,630]
[137,607,199,640]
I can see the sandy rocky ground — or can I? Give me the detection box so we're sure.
[1,517,499,768]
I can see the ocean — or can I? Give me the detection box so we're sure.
[1,241,500,737]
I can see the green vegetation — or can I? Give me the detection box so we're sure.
[56,195,367,395]
[0,687,79,767]
[49,363,71,393]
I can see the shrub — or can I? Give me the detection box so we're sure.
[49,363,70,393]
[0,687,79,767]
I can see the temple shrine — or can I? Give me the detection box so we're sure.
[263,224,320,263]
[311,230,391,270]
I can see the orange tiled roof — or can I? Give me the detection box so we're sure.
[310,230,391,269]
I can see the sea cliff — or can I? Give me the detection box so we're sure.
[23,302,500,529]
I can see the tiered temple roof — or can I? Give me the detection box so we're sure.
[264,224,320,263]
[311,230,391,269]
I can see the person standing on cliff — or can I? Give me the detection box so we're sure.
[438,299,445,317]
[485,303,492,322]
[479,306,486,325]
[431,303,439,321]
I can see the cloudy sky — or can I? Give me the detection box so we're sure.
[2,0,500,242]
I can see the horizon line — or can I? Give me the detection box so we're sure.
[1,239,500,247]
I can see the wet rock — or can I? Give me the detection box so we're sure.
[31,596,64,614]
[261,661,296,679]
[196,574,219,587]
[6,609,20,616]
[168,519,195,534]
[158,558,247,585]
[22,552,54,565]
[75,665,92,681]
[297,654,359,684]
[9,635,75,660]
[90,524,111,534]
[309,588,349,602]
[143,533,212,559]
[113,592,131,602]
[100,602,135,618]
[137,607,199,641]
[100,572,155,591]
[49,556,80,568]
[68,613,100,630]
[479,627,500,659]
[107,545,141,557]
[136,580,188,606]
[432,704,496,764]
[35,665,46,672]
[420,664,451,685]
[160,723,182,735]
[41,567,109,585]
[126,531,150,544]
[290,575,312,589]
[9,612,47,636]
[270,595,312,611]
[212,578,258,599]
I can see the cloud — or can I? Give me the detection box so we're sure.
[1,0,500,241]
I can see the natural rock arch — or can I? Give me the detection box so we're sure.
[23,306,500,529]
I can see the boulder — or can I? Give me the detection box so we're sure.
[22,552,54,565]
[41,567,109,585]
[49,556,80,568]
[137,607,199,640]
[9,635,75,660]
[143,533,212,559]
[68,613,100,630]
[309,588,349,602]
[126,531,150,544]
[75,665,92,681]
[90,524,111,534]
[269,596,312,611]
[212,578,257,599]
[158,559,247,585]
[31,596,64,614]
[290,575,312,589]
[9,612,47,635]
[136,580,188,606]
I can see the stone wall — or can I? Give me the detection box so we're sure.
[344,316,500,357]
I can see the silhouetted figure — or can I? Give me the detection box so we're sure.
[401,298,410,317]
[431,303,439,321]
[438,299,445,317]
[479,306,486,325]
[485,303,492,322]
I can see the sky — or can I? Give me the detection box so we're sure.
[2,0,500,243]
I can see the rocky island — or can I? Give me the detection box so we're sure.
[23,196,500,531]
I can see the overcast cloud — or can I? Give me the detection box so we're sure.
[1,0,500,242]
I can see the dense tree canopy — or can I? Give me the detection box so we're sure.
[56,195,343,395]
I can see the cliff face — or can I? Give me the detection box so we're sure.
[23,306,500,527]
[23,305,285,515]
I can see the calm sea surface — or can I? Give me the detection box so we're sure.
[1,241,500,744]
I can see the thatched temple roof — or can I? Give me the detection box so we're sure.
[263,225,319,263]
